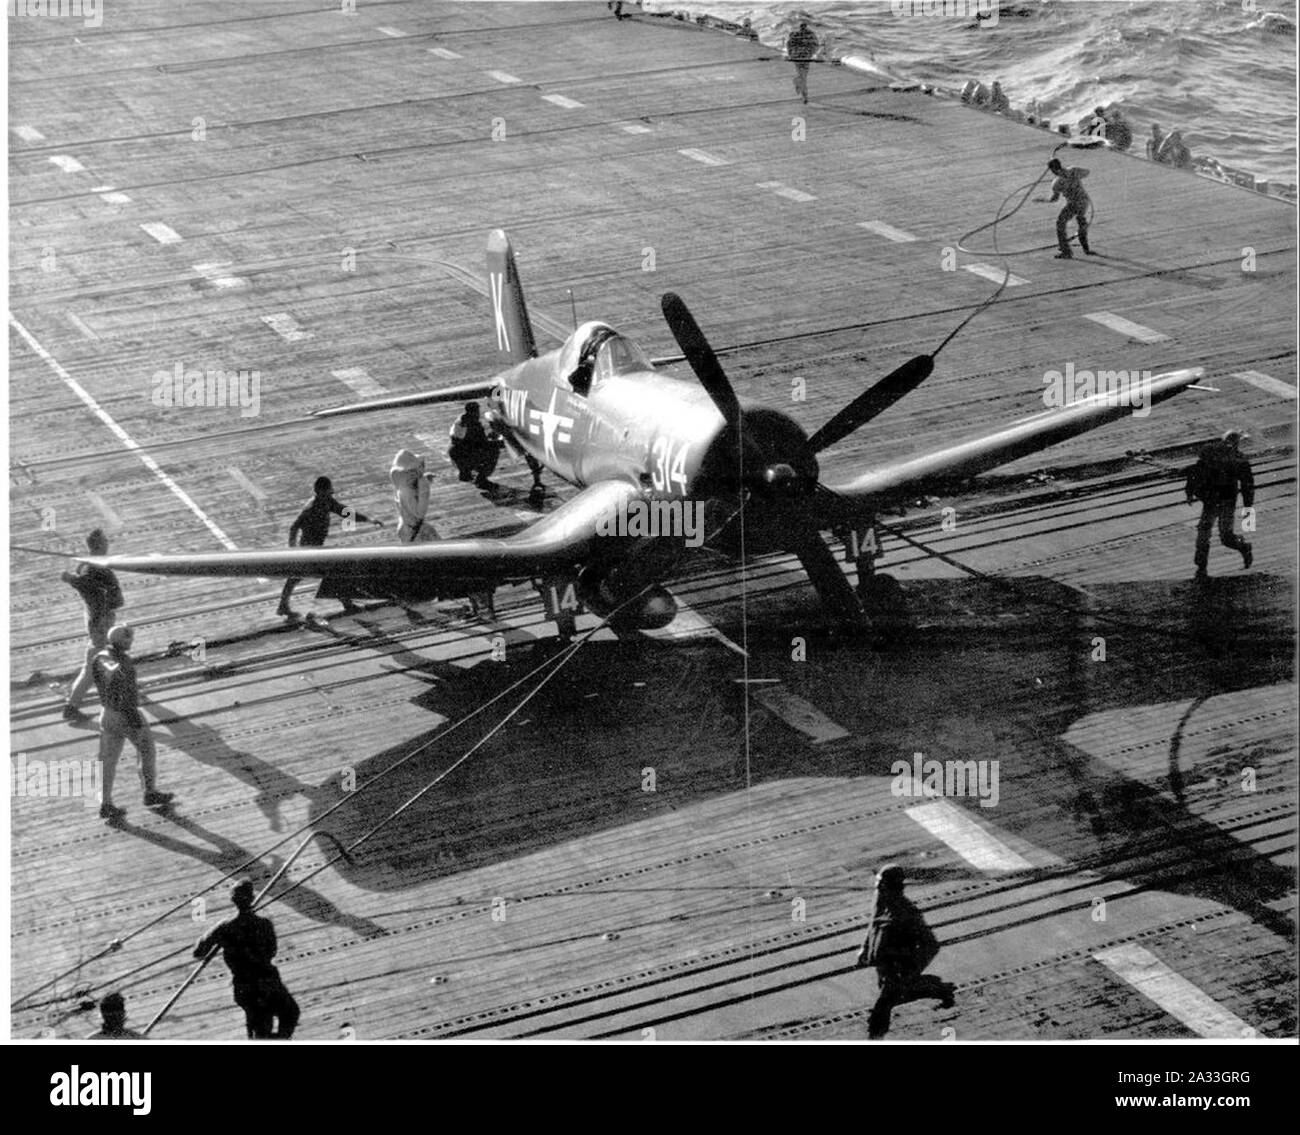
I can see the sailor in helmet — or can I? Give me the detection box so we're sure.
[389,449,438,543]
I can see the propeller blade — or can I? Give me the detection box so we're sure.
[661,293,743,432]
[805,354,934,454]
[785,526,868,628]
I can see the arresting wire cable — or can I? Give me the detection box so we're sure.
[18,503,746,1026]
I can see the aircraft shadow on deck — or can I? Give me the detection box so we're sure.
[301,573,1294,956]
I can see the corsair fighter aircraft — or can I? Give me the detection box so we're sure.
[89,230,1202,630]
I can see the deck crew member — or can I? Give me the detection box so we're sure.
[1036,158,1094,259]
[85,991,144,1039]
[448,402,503,490]
[855,864,955,1039]
[785,20,819,104]
[1146,122,1166,160]
[1186,430,1255,580]
[389,450,438,543]
[276,476,381,619]
[194,879,300,1040]
[95,624,173,821]
[62,528,123,722]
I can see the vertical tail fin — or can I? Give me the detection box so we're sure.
[486,229,537,365]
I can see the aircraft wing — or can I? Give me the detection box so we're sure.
[821,368,1202,508]
[311,379,498,419]
[83,481,641,598]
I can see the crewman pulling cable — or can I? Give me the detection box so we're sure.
[1035,157,1096,259]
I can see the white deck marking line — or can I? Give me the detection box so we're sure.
[9,314,238,549]
[650,596,746,656]
[85,492,123,530]
[331,367,387,397]
[376,26,406,37]
[1093,944,1257,1038]
[486,70,521,84]
[757,180,816,202]
[15,125,46,142]
[1083,311,1170,343]
[140,221,182,244]
[428,47,461,59]
[621,123,653,134]
[261,312,314,341]
[67,313,99,340]
[678,147,729,166]
[905,800,1037,871]
[1232,369,1296,400]
[542,93,584,109]
[93,187,132,204]
[49,155,86,173]
[752,685,849,744]
[964,263,1027,286]
[227,467,268,502]
[858,219,917,242]
[192,261,245,289]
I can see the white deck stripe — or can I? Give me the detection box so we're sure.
[647,598,746,656]
[905,800,1036,870]
[752,685,848,744]
[858,219,917,243]
[964,263,1027,286]
[1232,369,1296,400]
[757,180,816,202]
[262,312,314,341]
[49,155,85,173]
[621,123,653,134]
[66,313,99,341]
[227,467,267,502]
[15,125,46,142]
[376,26,406,36]
[331,367,387,397]
[1093,944,1257,1038]
[97,189,132,204]
[542,94,584,109]
[428,47,461,59]
[193,262,245,289]
[678,147,728,166]
[1083,311,1170,343]
[8,314,237,549]
[486,70,521,84]
[140,222,182,244]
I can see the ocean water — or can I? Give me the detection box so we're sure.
[641,0,1297,184]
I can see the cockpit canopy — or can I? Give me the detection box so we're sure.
[557,321,655,395]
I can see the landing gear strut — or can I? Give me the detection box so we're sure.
[839,517,911,643]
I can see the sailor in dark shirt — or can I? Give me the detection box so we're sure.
[276,475,381,619]
[785,20,819,104]
[94,624,173,821]
[447,401,503,489]
[85,991,144,1040]
[195,879,300,1039]
[1187,430,1255,580]
[62,528,124,722]
[1036,158,1095,259]
[855,864,955,1039]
